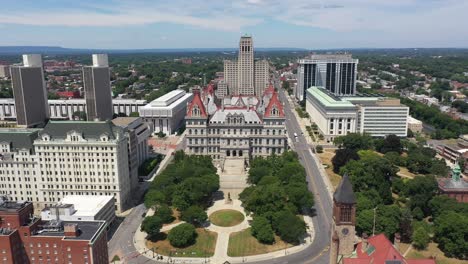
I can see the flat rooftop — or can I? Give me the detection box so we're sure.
[112,117,140,127]
[141,91,193,112]
[35,220,106,241]
[0,200,31,213]
[150,90,186,107]
[0,98,147,104]
[307,87,355,108]
[59,195,114,217]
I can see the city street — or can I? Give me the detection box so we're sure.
[108,76,334,264]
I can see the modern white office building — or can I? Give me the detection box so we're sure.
[0,98,147,121]
[0,121,132,213]
[40,195,116,225]
[305,87,409,141]
[343,97,409,137]
[139,89,193,135]
[296,54,358,101]
[305,87,358,141]
[221,35,269,98]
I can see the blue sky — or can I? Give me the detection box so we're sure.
[0,0,467,49]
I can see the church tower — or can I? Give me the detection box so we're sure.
[330,173,357,263]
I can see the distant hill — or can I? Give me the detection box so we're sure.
[0,46,307,55]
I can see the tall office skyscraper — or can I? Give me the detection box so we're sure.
[296,54,358,101]
[10,54,49,127]
[222,35,269,98]
[238,36,254,95]
[83,54,113,121]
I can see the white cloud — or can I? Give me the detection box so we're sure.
[0,1,262,31]
[0,0,466,46]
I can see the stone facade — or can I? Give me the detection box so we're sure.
[185,86,287,167]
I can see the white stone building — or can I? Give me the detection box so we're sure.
[0,121,132,213]
[139,89,193,135]
[305,87,409,141]
[305,87,358,142]
[0,98,147,121]
[185,86,287,167]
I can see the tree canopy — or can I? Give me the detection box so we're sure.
[240,151,312,244]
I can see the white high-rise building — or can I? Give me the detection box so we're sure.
[221,35,269,98]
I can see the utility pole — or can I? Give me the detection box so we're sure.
[372,207,377,236]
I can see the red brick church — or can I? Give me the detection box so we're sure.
[330,174,436,264]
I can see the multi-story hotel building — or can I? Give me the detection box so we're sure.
[296,54,358,101]
[305,87,408,141]
[185,86,287,166]
[0,199,109,264]
[0,121,132,213]
[10,54,49,128]
[221,35,269,98]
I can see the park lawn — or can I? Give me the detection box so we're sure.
[317,149,341,189]
[405,243,466,264]
[228,228,294,257]
[146,228,217,258]
[209,209,245,227]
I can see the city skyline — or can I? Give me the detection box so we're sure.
[0,0,467,49]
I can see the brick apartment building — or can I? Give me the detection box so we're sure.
[0,197,108,264]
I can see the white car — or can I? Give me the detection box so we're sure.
[294,132,298,137]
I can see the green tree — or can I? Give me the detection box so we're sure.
[356,209,374,236]
[168,223,197,248]
[332,148,360,173]
[405,175,438,217]
[412,226,430,250]
[251,216,275,244]
[399,208,413,243]
[334,133,374,151]
[272,211,306,244]
[315,145,323,153]
[129,111,140,117]
[247,165,271,184]
[434,211,468,259]
[181,205,207,226]
[144,190,166,208]
[341,152,396,204]
[141,216,163,238]
[377,134,403,154]
[155,204,175,224]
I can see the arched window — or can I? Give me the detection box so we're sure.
[192,105,201,117]
[270,106,279,117]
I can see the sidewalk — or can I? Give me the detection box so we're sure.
[133,199,317,264]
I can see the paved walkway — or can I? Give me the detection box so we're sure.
[133,198,316,264]
[218,159,248,199]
